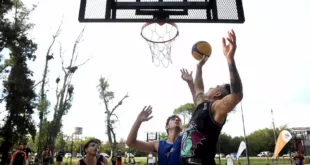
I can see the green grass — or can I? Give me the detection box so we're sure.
[60,157,297,165]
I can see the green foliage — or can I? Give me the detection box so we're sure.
[97,76,129,155]
[247,126,290,156]
[38,99,50,115]
[101,141,111,154]
[218,133,243,154]
[159,132,168,140]
[173,103,194,125]
[0,0,37,161]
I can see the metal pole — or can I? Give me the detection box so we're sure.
[218,136,221,165]
[271,109,277,145]
[70,133,74,165]
[240,102,250,165]
[270,109,277,163]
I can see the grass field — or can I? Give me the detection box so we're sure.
[60,157,303,165]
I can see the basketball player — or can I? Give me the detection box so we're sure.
[180,69,195,106]
[76,139,104,165]
[180,29,243,165]
[126,106,182,165]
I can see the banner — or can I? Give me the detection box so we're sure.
[273,130,292,158]
[236,141,246,158]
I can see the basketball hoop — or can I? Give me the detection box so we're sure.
[141,22,179,68]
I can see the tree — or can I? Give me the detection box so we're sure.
[173,103,194,128]
[36,21,61,159]
[159,132,168,141]
[48,28,90,159]
[54,132,67,152]
[101,141,111,154]
[247,126,289,156]
[97,77,129,156]
[117,138,126,152]
[0,1,38,163]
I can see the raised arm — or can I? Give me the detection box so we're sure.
[180,69,196,107]
[103,157,109,165]
[194,55,209,106]
[126,106,158,153]
[214,30,243,114]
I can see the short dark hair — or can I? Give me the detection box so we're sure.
[165,115,181,134]
[224,84,231,94]
[84,139,100,152]
[218,83,231,98]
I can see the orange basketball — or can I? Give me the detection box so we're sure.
[192,41,212,60]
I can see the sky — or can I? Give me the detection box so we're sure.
[2,0,309,142]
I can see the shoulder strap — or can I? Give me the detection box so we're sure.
[96,159,102,165]
[79,159,87,165]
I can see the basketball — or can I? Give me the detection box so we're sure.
[192,41,212,60]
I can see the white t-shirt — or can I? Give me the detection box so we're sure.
[148,154,153,163]
[226,154,234,165]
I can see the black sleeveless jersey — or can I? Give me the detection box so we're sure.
[79,159,102,165]
[181,101,225,165]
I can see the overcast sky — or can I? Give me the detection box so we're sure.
[1,0,309,142]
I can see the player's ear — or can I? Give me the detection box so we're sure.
[215,92,222,97]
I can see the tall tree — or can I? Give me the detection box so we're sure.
[0,1,37,163]
[97,77,129,156]
[173,103,194,128]
[247,126,290,156]
[36,21,62,160]
[48,28,90,158]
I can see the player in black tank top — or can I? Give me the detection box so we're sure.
[77,139,105,165]
[180,30,243,165]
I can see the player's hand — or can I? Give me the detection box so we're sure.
[136,106,153,122]
[180,69,193,83]
[197,55,209,68]
[222,29,237,60]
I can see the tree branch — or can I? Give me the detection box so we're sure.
[47,19,62,58]
[19,3,38,24]
[75,56,93,67]
[68,28,84,68]
[59,42,66,74]
[111,93,129,115]
[111,114,119,120]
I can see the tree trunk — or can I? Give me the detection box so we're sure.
[37,55,49,159]
[106,115,114,152]
[0,116,13,165]
[37,112,44,159]
[111,127,117,153]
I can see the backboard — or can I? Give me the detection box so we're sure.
[78,0,245,23]
[146,132,159,142]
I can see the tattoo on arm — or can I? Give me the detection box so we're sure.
[228,61,242,94]
[195,92,204,104]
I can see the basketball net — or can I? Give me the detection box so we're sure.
[141,22,179,68]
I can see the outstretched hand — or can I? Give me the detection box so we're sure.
[181,69,193,83]
[136,106,153,122]
[197,55,209,68]
[222,29,237,60]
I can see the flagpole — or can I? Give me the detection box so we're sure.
[240,102,250,165]
[271,109,277,145]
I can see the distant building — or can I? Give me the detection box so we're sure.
[290,127,310,156]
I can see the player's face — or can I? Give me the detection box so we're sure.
[167,116,182,130]
[204,85,224,99]
[18,145,23,150]
[86,142,99,155]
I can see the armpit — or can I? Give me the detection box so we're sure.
[195,92,205,105]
